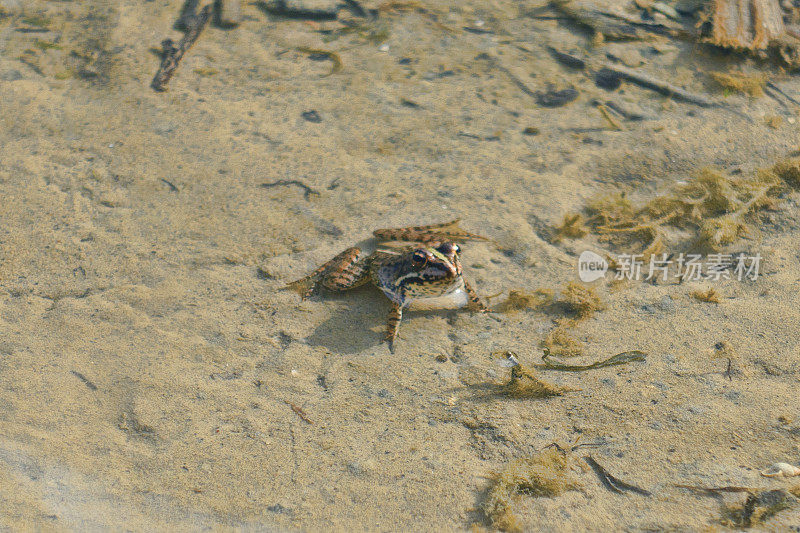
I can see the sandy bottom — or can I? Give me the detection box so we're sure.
[1,0,799,530]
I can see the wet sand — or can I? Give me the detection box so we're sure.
[1,0,800,530]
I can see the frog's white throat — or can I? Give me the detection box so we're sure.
[405,281,468,310]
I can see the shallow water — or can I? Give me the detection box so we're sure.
[2,0,800,530]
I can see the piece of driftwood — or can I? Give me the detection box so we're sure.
[701,0,785,50]
[177,0,201,30]
[152,4,212,91]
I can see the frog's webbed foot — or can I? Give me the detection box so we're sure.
[284,276,319,300]
[372,219,491,244]
[383,303,403,353]
[463,278,489,313]
[286,247,368,299]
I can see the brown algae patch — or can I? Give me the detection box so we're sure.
[772,157,800,188]
[552,213,588,241]
[494,289,554,313]
[483,448,581,532]
[500,361,574,399]
[558,164,800,254]
[542,327,584,357]
[721,489,799,528]
[560,281,605,321]
[709,71,767,97]
[691,287,721,303]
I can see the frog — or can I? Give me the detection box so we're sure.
[287,219,490,352]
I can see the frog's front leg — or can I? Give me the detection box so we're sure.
[384,302,403,353]
[463,278,488,312]
[287,247,370,299]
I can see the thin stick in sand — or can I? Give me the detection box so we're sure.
[152,3,212,92]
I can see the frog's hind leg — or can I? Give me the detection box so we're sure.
[320,250,370,291]
[383,302,403,353]
[372,219,491,244]
[287,247,368,299]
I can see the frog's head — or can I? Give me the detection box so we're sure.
[395,242,463,299]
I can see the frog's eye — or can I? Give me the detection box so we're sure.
[437,242,458,256]
[412,250,427,267]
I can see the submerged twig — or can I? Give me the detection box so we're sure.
[597,104,622,130]
[600,62,715,107]
[160,178,179,192]
[342,0,371,18]
[152,4,212,91]
[592,99,651,121]
[539,350,646,371]
[551,0,687,41]
[296,47,343,76]
[70,370,98,391]
[675,484,754,497]
[547,46,721,109]
[766,81,800,106]
[584,456,652,496]
[261,179,321,200]
[285,401,313,424]
[477,53,537,98]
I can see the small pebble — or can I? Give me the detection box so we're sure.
[595,68,622,91]
[0,70,22,81]
[347,462,367,477]
[217,0,242,27]
[302,110,322,123]
[761,462,800,477]
[657,295,676,313]
[536,87,579,108]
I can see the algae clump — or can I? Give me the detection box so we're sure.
[501,363,573,399]
[559,165,788,254]
[483,448,581,532]
[691,287,721,303]
[560,281,605,321]
[721,489,798,528]
[542,327,583,357]
[709,71,767,97]
[494,289,554,313]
